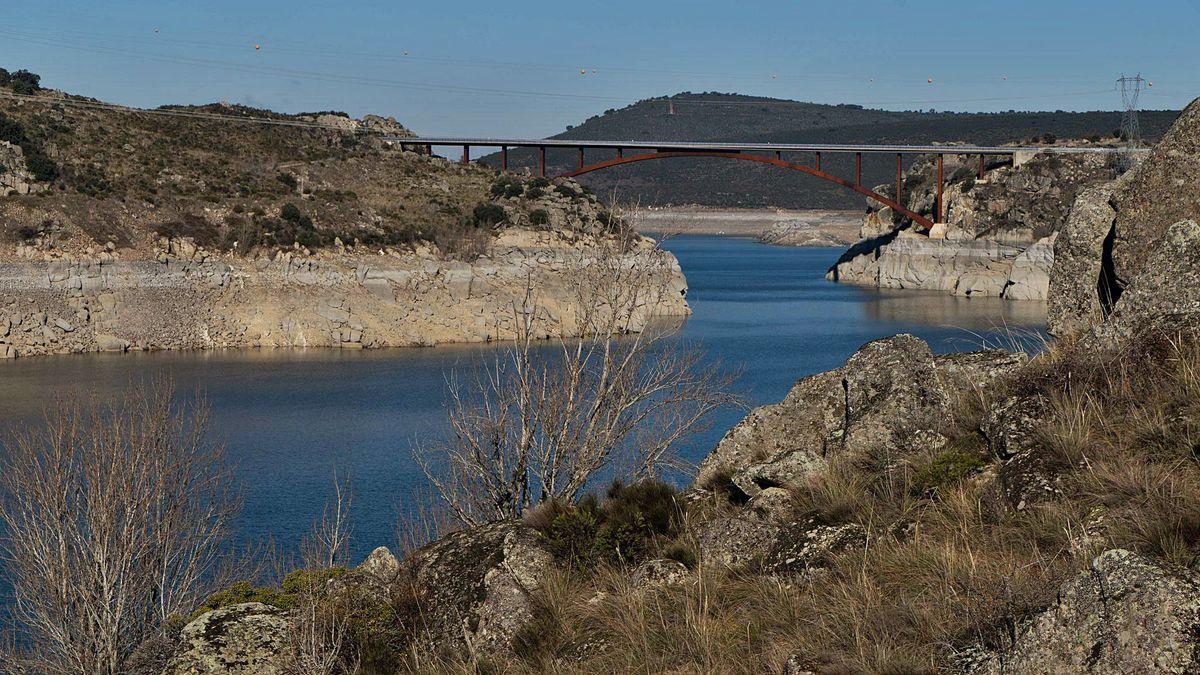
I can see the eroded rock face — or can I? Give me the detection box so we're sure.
[696,336,1025,498]
[0,229,689,358]
[1047,182,1119,336]
[1110,97,1200,291]
[971,549,1200,674]
[405,521,554,657]
[827,152,1116,301]
[168,602,290,675]
[1092,220,1200,344]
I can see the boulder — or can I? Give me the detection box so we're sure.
[981,395,1061,509]
[168,602,290,675]
[630,559,691,588]
[696,513,864,575]
[697,335,957,498]
[1047,182,1118,336]
[971,549,1200,674]
[94,333,129,352]
[1092,220,1200,344]
[405,521,553,657]
[1109,97,1200,293]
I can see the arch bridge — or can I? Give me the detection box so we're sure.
[385,137,1131,231]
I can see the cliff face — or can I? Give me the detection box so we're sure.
[826,150,1117,300]
[1049,97,1200,336]
[0,228,688,358]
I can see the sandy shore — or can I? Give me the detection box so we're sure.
[632,206,861,244]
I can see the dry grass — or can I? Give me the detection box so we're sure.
[471,331,1200,674]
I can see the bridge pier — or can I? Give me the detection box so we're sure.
[539,147,546,177]
[935,153,945,225]
[461,145,470,165]
[896,154,903,207]
[855,152,862,187]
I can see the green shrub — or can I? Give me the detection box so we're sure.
[528,209,550,226]
[24,150,57,182]
[554,184,580,199]
[528,176,550,189]
[525,187,545,200]
[0,68,9,87]
[280,202,303,223]
[472,202,507,227]
[537,480,685,569]
[189,581,295,620]
[490,175,524,199]
[276,172,298,190]
[0,115,26,145]
[910,448,987,497]
[9,69,40,95]
[544,498,601,568]
[281,566,349,594]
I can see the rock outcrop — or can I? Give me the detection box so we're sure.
[970,549,1200,674]
[0,228,688,358]
[1048,97,1200,336]
[168,602,290,675]
[758,220,851,247]
[696,335,1025,497]
[1091,219,1200,344]
[828,151,1117,301]
[0,140,47,197]
[404,521,554,657]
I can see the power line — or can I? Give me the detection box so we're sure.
[0,26,1166,112]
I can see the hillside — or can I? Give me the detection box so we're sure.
[0,69,686,358]
[0,68,619,261]
[479,93,1180,209]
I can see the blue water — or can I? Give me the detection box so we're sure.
[0,238,1045,564]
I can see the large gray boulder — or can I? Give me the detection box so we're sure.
[696,512,864,575]
[406,521,554,657]
[1046,98,1200,337]
[971,549,1200,674]
[1047,182,1118,336]
[1092,219,1200,344]
[1110,97,1200,292]
[168,602,290,675]
[696,336,1024,498]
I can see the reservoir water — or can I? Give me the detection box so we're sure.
[0,237,1046,563]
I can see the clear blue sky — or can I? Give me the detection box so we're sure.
[3,0,1197,137]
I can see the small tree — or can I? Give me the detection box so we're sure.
[9,69,40,95]
[0,382,238,674]
[414,227,737,526]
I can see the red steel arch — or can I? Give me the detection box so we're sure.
[560,151,934,230]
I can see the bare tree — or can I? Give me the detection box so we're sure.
[287,472,358,675]
[0,381,237,675]
[415,225,738,526]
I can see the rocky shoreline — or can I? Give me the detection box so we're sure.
[0,228,689,359]
[826,149,1119,301]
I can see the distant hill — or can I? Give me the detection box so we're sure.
[479,93,1181,209]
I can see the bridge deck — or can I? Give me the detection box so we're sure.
[382,137,1143,155]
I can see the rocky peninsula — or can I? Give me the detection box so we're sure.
[827,146,1119,300]
[0,84,687,358]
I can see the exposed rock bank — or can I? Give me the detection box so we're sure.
[827,149,1118,300]
[0,228,688,358]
